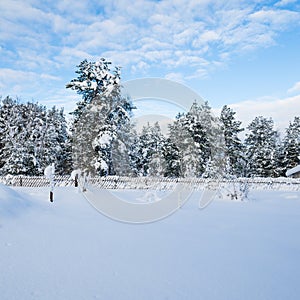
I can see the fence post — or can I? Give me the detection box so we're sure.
[44,164,55,203]
[75,174,78,187]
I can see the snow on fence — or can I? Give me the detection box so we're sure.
[0,176,300,191]
[0,175,73,187]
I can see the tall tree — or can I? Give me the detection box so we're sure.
[245,116,279,177]
[134,122,165,176]
[168,112,196,177]
[66,59,120,122]
[66,58,135,175]
[220,105,245,176]
[162,137,181,178]
[168,101,223,177]
[0,97,70,175]
[280,117,300,175]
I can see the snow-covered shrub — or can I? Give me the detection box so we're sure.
[218,180,249,201]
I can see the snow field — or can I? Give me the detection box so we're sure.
[1,186,300,300]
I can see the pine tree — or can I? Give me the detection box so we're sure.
[134,122,165,176]
[147,125,165,177]
[0,97,70,176]
[0,98,35,175]
[66,59,120,122]
[42,106,71,175]
[168,101,223,177]
[168,113,196,177]
[245,116,279,177]
[280,117,300,175]
[162,138,181,178]
[220,105,245,176]
[110,121,137,176]
[187,102,210,175]
[0,97,18,171]
[67,58,135,176]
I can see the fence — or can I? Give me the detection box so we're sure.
[1,175,300,191]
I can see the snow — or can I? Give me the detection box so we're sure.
[97,132,112,147]
[100,160,108,171]
[0,183,31,217]
[44,164,55,179]
[1,186,300,300]
[71,169,81,181]
[286,164,300,177]
[90,81,98,90]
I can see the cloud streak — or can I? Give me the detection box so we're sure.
[227,92,300,135]
[288,81,300,94]
[0,0,300,110]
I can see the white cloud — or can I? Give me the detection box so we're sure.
[0,0,47,23]
[131,61,150,74]
[165,72,185,83]
[174,27,199,46]
[227,94,300,135]
[200,30,220,43]
[0,70,34,96]
[0,68,37,83]
[1,0,300,105]
[249,9,299,29]
[287,81,300,94]
[40,74,61,81]
[0,68,63,100]
[2,1,299,73]
[56,47,93,66]
[275,0,298,7]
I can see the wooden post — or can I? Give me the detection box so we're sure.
[44,164,55,203]
[75,174,78,187]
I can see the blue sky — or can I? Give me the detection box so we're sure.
[1,0,300,132]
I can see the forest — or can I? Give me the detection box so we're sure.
[0,58,299,178]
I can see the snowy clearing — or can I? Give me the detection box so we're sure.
[1,185,300,300]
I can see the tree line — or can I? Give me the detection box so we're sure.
[0,97,72,176]
[0,58,299,178]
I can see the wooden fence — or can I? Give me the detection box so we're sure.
[1,175,300,191]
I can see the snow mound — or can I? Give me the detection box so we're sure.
[0,183,31,217]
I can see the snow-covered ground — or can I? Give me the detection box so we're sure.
[1,184,300,300]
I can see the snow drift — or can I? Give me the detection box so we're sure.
[0,183,31,217]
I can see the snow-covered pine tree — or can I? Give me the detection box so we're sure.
[125,128,140,177]
[271,133,285,178]
[0,97,70,176]
[21,101,47,175]
[71,102,101,174]
[67,58,135,176]
[110,121,137,176]
[187,101,211,175]
[168,113,196,177]
[66,59,118,123]
[0,97,34,175]
[147,123,166,177]
[56,107,73,175]
[168,101,222,178]
[280,116,300,176]
[220,105,245,177]
[40,106,71,175]
[245,116,279,177]
[0,96,17,172]
[134,122,165,176]
[162,137,181,178]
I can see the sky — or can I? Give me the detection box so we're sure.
[1,0,300,133]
